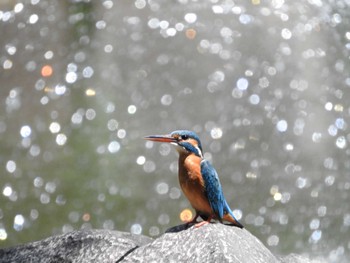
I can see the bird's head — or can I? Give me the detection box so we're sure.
[145,130,203,158]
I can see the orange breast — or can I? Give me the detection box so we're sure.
[178,154,212,215]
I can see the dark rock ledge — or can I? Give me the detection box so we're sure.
[0,224,323,263]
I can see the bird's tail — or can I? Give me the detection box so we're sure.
[223,201,244,229]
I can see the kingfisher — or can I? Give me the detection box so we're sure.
[145,130,243,228]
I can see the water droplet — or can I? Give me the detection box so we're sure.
[236,78,249,90]
[28,14,39,24]
[65,72,77,83]
[44,50,54,60]
[117,129,126,139]
[49,122,61,133]
[148,18,160,29]
[273,192,282,201]
[0,228,7,240]
[56,133,67,146]
[20,125,32,138]
[130,223,142,234]
[276,120,288,132]
[267,235,279,246]
[309,218,320,230]
[14,3,24,13]
[158,213,170,225]
[184,13,197,23]
[309,230,322,243]
[325,102,333,111]
[239,14,252,24]
[13,214,25,231]
[166,28,177,37]
[136,156,146,165]
[161,94,173,106]
[312,132,322,142]
[281,28,292,39]
[85,109,96,120]
[343,214,350,226]
[128,105,137,114]
[71,111,83,125]
[55,84,67,95]
[82,67,94,78]
[325,175,335,186]
[68,211,80,223]
[159,144,171,156]
[143,161,155,173]
[317,206,327,217]
[210,127,223,139]
[40,193,50,204]
[107,119,118,131]
[6,160,16,173]
[159,20,169,29]
[3,185,13,197]
[169,187,181,199]
[30,209,39,220]
[102,0,113,9]
[284,143,294,151]
[156,182,169,195]
[336,136,347,149]
[105,102,115,113]
[45,182,56,194]
[249,94,260,105]
[149,226,160,236]
[296,177,308,189]
[108,141,120,153]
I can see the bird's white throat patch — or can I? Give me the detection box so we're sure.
[173,143,203,158]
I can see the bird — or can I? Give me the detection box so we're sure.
[145,130,243,228]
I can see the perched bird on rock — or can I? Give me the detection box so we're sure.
[145,130,243,228]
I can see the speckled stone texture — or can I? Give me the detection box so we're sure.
[0,229,152,263]
[126,223,278,262]
[0,224,320,263]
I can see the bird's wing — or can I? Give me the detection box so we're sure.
[200,159,225,219]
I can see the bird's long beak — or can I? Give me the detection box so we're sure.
[144,134,177,143]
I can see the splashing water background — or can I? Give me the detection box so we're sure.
[0,0,349,261]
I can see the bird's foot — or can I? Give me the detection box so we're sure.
[185,213,200,226]
[194,221,209,228]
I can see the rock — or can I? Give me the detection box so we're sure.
[126,223,279,262]
[0,224,320,263]
[0,229,152,263]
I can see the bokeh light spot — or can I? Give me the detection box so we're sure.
[41,65,53,77]
[85,88,96,96]
[20,125,32,138]
[56,133,67,146]
[128,105,137,114]
[0,229,8,241]
[276,120,288,132]
[13,215,25,231]
[6,160,16,173]
[156,182,169,195]
[180,209,193,222]
[185,28,196,39]
[136,156,146,165]
[184,13,197,23]
[130,223,142,234]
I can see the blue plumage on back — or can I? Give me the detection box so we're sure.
[200,159,225,220]
[201,159,242,227]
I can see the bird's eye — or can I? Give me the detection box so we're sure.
[180,135,189,140]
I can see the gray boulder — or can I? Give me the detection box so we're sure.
[0,229,152,263]
[0,224,319,262]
